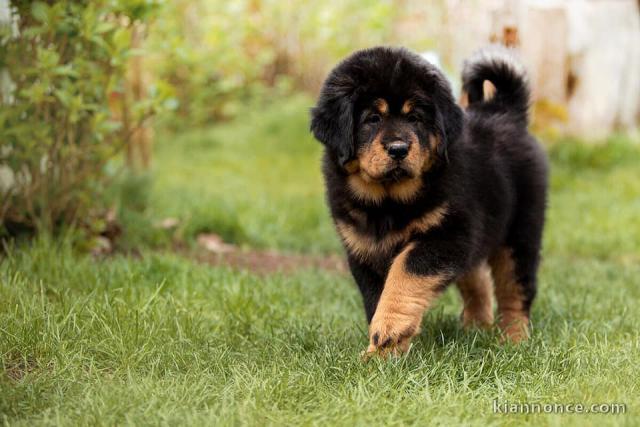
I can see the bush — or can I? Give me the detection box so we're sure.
[0,0,159,236]
[147,0,399,128]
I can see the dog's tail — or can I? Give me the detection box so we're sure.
[461,45,530,125]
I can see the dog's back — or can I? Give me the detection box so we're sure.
[458,45,549,320]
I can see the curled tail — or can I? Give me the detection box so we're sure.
[462,45,530,125]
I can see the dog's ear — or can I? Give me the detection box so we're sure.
[310,89,355,166]
[435,100,463,162]
[417,64,464,163]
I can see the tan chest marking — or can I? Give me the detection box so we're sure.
[335,203,448,262]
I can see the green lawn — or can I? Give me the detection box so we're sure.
[144,95,339,254]
[2,98,640,425]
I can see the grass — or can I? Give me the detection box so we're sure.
[136,94,338,254]
[2,97,640,425]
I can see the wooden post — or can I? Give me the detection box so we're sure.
[124,21,153,171]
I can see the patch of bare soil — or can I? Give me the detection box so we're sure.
[189,233,348,275]
[4,357,37,382]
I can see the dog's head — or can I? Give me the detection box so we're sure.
[311,47,462,193]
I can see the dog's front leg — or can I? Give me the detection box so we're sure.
[366,240,459,357]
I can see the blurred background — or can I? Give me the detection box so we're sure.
[1,0,639,259]
[3,3,640,423]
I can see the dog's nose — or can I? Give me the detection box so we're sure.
[387,142,409,160]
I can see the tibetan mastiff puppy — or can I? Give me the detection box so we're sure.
[310,46,548,356]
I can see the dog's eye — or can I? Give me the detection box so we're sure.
[407,114,420,123]
[364,114,381,124]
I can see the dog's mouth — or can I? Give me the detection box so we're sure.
[377,164,412,183]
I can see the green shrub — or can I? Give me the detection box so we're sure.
[0,0,159,236]
[147,0,400,128]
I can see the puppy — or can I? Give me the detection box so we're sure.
[310,46,548,356]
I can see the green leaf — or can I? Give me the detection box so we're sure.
[53,89,72,107]
[95,21,116,34]
[52,65,79,78]
[31,2,50,24]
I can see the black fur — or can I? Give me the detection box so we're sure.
[311,46,548,324]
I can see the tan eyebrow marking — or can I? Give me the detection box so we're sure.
[373,98,389,114]
[401,100,413,114]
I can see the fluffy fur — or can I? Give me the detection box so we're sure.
[311,46,548,355]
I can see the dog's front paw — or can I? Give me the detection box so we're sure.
[365,312,421,358]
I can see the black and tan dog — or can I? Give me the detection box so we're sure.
[310,46,548,356]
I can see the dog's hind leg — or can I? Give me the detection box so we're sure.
[489,246,538,343]
[491,154,546,342]
[456,261,494,329]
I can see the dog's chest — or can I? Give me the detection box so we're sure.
[336,209,416,266]
[335,202,449,269]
